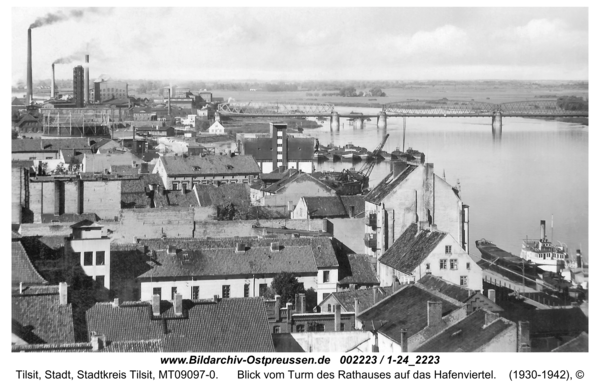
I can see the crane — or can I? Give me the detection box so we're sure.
[357,133,390,178]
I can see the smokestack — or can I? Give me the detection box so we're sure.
[51,64,55,98]
[168,87,171,116]
[27,28,33,105]
[576,250,582,268]
[400,329,408,352]
[334,304,341,331]
[540,220,546,240]
[84,54,89,105]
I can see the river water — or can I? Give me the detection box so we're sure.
[302,108,588,259]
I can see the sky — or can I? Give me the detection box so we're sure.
[11,7,589,84]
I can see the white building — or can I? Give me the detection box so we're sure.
[63,221,111,289]
[208,121,225,134]
[136,237,340,303]
[377,222,482,291]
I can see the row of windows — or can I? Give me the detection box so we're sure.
[432,259,470,271]
[83,251,105,266]
[153,283,270,300]
[171,179,249,190]
[272,323,345,334]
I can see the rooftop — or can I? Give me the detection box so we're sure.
[364,165,418,204]
[262,172,335,194]
[551,332,588,352]
[302,195,365,218]
[358,284,461,343]
[159,155,260,176]
[325,286,393,312]
[379,223,447,274]
[338,254,379,286]
[12,241,47,286]
[418,274,472,302]
[12,138,91,153]
[414,310,515,352]
[85,298,275,352]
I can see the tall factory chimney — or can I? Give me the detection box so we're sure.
[540,220,546,241]
[51,64,55,98]
[84,55,89,105]
[27,28,33,105]
[168,86,171,116]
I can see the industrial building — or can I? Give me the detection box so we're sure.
[91,80,128,103]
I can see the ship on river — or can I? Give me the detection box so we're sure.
[520,220,572,273]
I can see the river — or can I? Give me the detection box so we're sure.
[302,108,588,260]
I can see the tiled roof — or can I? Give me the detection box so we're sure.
[159,155,260,176]
[414,310,515,352]
[260,168,297,182]
[379,224,447,274]
[163,190,199,207]
[364,165,418,203]
[338,254,380,286]
[418,275,472,302]
[86,298,275,352]
[302,195,365,218]
[263,172,335,194]
[121,178,151,208]
[11,339,164,353]
[242,138,273,160]
[358,284,461,342]
[12,241,47,285]
[12,138,91,153]
[195,184,250,208]
[326,286,393,312]
[12,285,75,344]
[551,332,588,352]
[138,236,339,269]
[61,149,92,164]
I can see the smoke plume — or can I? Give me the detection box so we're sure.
[29,8,112,29]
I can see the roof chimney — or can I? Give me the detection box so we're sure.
[427,301,442,327]
[235,242,246,253]
[354,298,361,330]
[90,332,106,351]
[270,242,280,252]
[484,311,499,327]
[19,282,23,294]
[286,302,293,332]
[334,304,342,331]
[174,293,183,316]
[373,287,378,305]
[299,293,306,314]
[518,321,531,352]
[487,289,496,304]
[213,294,219,302]
[152,294,160,316]
[112,298,120,308]
[274,295,282,321]
[59,282,68,305]
[400,329,408,352]
[167,245,176,254]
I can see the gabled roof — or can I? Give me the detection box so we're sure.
[364,165,418,204]
[263,172,336,194]
[86,298,275,352]
[159,155,260,176]
[418,275,472,302]
[162,190,199,207]
[12,241,47,285]
[12,285,75,344]
[358,284,461,343]
[121,178,151,208]
[379,224,447,274]
[414,310,515,352]
[84,152,144,173]
[301,195,365,218]
[325,286,393,312]
[551,332,588,352]
[338,254,379,286]
[287,138,315,160]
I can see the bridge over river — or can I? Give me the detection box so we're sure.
[217,99,588,133]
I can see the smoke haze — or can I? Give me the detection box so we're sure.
[29,8,112,29]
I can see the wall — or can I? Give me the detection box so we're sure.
[12,151,59,161]
[82,180,121,220]
[140,274,318,301]
[64,181,79,214]
[12,167,25,224]
[434,176,464,250]
[65,236,111,288]
[328,218,366,254]
[477,323,517,352]
[317,269,339,302]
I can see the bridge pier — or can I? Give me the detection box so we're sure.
[353,118,364,129]
[377,111,387,129]
[492,112,502,136]
[330,112,340,131]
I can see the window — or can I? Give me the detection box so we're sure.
[466,263,471,270]
[96,276,105,287]
[244,284,250,298]
[327,304,332,312]
[181,182,188,191]
[171,287,177,300]
[425,263,430,271]
[460,276,468,287]
[273,326,280,334]
[296,325,305,333]
[96,251,105,266]
[323,271,330,283]
[340,323,345,331]
[259,283,267,297]
[29,157,36,160]
[445,245,452,254]
[153,287,161,299]
[222,285,230,299]
[439,259,447,270]
[450,259,458,270]
[172,182,179,190]
[83,252,93,266]
[191,286,199,299]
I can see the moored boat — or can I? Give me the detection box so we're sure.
[520,220,572,273]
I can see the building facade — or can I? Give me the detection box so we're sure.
[63,221,111,289]
[73,66,84,108]
[92,81,128,103]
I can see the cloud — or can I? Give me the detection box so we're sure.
[295,29,332,46]
[29,8,113,29]
[394,25,469,56]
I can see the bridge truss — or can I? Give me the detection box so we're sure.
[217,102,334,116]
